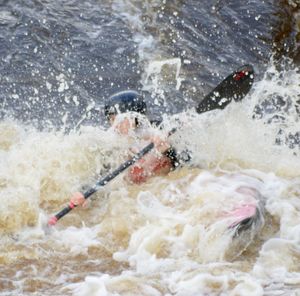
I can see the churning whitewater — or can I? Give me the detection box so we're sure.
[1,0,300,295]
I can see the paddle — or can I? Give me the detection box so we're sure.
[47,142,154,226]
[196,64,254,113]
[195,64,259,236]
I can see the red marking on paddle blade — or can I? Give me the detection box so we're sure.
[233,71,247,81]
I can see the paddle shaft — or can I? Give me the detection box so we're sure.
[84,142,153,197]
[48,142,154,224]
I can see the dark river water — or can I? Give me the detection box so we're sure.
[0,0,299,129]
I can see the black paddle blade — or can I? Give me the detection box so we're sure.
[196,64,254,114]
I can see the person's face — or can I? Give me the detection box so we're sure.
[109,114,136,135]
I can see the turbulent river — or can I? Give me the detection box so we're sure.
[1,0,300,295]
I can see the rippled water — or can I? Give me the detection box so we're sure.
[1,0,300,295]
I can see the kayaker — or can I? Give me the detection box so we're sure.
[69,90,179,207]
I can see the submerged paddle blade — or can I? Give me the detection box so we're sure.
[224,200,265,260]
[231,205,264,237]
[196,64,254,114]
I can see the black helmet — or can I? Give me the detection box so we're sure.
[104,90,147,119]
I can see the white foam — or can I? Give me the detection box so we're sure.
[2,62,300,295]
[52,225,102,256]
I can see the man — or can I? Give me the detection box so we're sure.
[70,90,179,206]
